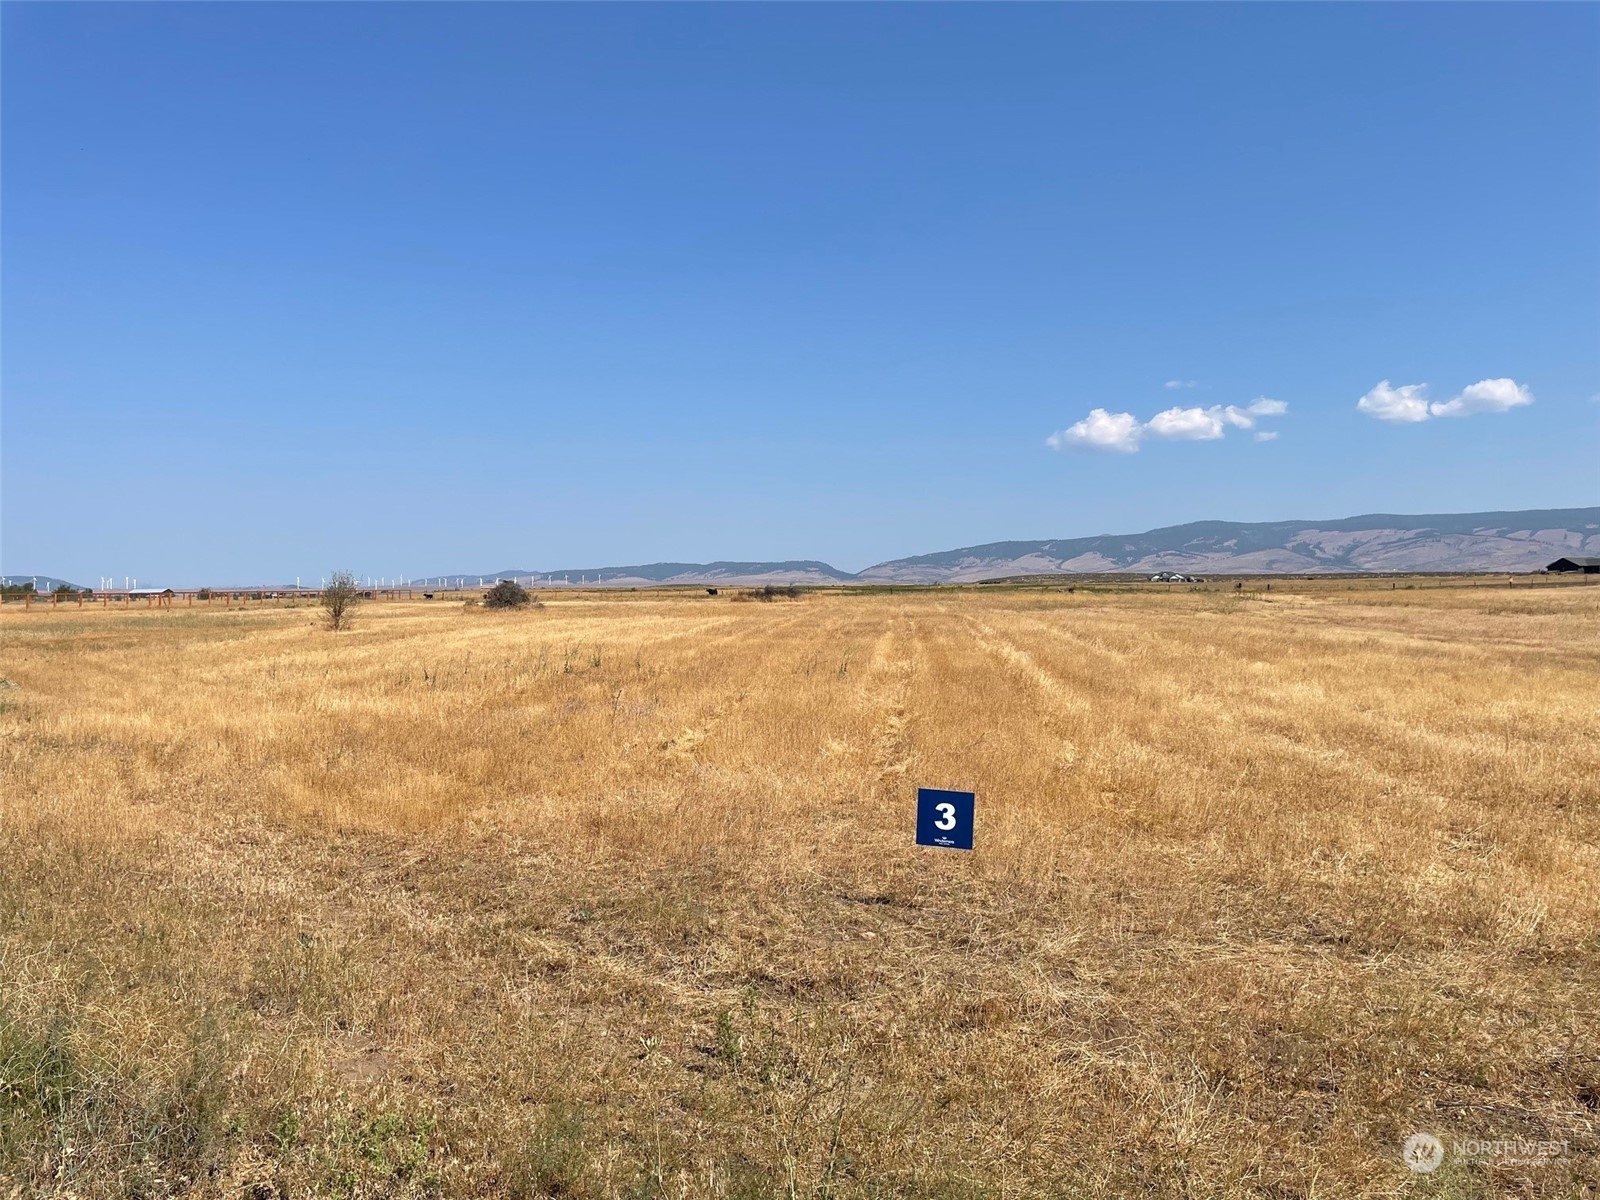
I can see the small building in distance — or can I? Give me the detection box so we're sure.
[1545,556,1600,574]
[128,587,176,597]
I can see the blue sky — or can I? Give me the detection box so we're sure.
[4,3,1596,585]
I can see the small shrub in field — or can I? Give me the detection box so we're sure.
[483,580,541,610]
[505,1102,589,1199]
[322,572,360,631]
[740,585,802,603]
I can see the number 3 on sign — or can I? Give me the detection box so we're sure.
[916,788,974,851]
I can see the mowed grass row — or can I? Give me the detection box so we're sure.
[1,586,1597,1198]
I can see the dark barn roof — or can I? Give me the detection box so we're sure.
[1546,557,1600,572]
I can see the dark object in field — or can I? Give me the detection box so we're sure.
[745,584,802,602]
[1547,556,1600,574]
[423,592,434,599]
[706,587,719,596]
[484,579,540,610]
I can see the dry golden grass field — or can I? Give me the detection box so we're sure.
[2,582,1597,1199]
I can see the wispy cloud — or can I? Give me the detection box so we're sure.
[1253,431,1279,442]
[1164,379,1199,390]
[1049,397,1286,454]
[1357,378,1532,423]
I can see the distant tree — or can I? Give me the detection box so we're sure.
[53,584,76,595]
[483,579,536,610]
[322,571,360,631]
[195,588,212,600]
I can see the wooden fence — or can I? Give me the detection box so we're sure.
[1,588,424,610]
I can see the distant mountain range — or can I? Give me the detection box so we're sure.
[415,507,1600,587]
[413,561,856,588]
[1,575,82,592]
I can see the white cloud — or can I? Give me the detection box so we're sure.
[1146,398,1288,439]
[1148,405,1228,440]
[1428,377,1533,418]
[1253,431,1278,442]
[1164,379,1199,390]
[1357,380,1432,422]
[1047,408,1144,453]
[1051,397,1288,453]
[1357,377,1534,423]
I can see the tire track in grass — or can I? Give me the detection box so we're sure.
[858,613,931,805]
[959,614,1093,719]
[1009,605,1543,820]
[1002,605,1427,840]
[449,604,821,831]
[997,604,1599,938]
[951,611,1105,797]
[951,608,1286,851]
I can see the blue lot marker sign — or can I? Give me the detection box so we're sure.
[916,787,975,851]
